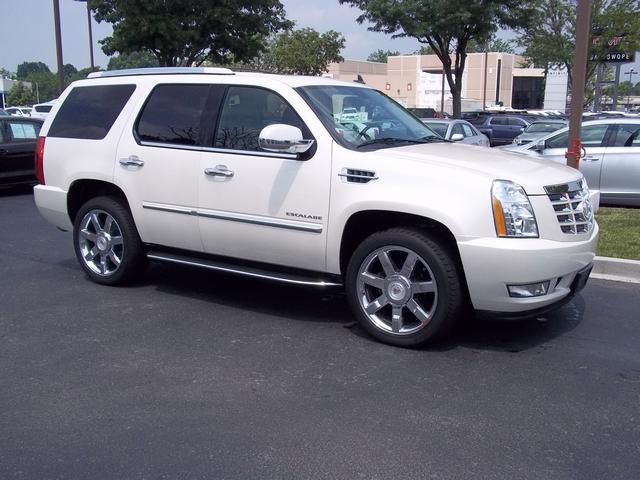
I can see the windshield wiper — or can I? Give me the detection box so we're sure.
[356,136,444,149]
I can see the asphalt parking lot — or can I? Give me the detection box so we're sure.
[1,187,639,480]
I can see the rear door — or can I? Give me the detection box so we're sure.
[0,118,41,183]
[506,117,528,142]
[115,83,220,252]
[600,122,640,205]
[489,116,509,143]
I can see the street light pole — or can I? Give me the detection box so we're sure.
[623,68,637,110]
[74,0,95,71]
[52,0,65,95]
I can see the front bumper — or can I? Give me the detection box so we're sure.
[458,223,598,313]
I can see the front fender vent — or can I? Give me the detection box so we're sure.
[338,168,378,184]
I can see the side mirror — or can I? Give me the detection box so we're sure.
[450,133,464,142]
[532,140,545,152]
[258,124,314,154]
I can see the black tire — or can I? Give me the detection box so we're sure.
[73,196,147,285]
[345,227,464,347]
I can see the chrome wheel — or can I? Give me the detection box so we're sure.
[77,209,124,276]
[357,246,438,335]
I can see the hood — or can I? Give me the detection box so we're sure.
[374,142,580,195]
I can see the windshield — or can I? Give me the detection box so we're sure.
[422,122,448,138]
[296,85,441,149]
[525,122,565,133]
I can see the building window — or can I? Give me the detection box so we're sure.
[385,83,391,91]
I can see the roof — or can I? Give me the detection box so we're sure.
[85,67,370,89]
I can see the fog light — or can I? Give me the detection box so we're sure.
[507,281,550,298]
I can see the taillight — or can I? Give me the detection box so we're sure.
[35,136,46,184]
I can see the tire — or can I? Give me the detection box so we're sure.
[345,227,464,347]
[73,196,147,285]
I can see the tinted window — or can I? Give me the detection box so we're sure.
[48,85,135,140]
[423,122,448,138]
[136,84,210,146]
[8,120,40,140]
[508,117,527,127]
[215,86,306,151]
[610,124,640,147]
[490,117,507,126]
[35,105,52,113]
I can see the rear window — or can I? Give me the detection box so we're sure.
[423,122,448,138]
[35,105,53,113]
[136,84,211,146]
[48,84,135,140]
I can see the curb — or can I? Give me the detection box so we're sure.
[592,256,640,284]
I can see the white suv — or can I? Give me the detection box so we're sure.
[34,67,598,347]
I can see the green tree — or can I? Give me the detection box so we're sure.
[107,51,159,70]
[262,28,345,75]
[467,35,515,54]
[339,0,535,117]
[515,0,640,91]
[367,49,400,62]
[89,0,292,67]
[412,45,435,55]
[0,68,16,79]
[25,71,58,102]
[16,61,50,80]
[6,82,36,106]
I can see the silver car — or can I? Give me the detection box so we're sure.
[501,118,640,206]
[512,120,567,145]
[422,119,490,146]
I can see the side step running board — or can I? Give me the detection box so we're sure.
[147,251,343,288]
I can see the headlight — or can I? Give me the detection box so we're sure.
[491,180,539,237]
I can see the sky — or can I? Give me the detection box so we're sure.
[0,0,639,79]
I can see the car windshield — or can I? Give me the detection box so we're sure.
[525,122,565,133]
[296,85,441,149]
[422,122,448,138]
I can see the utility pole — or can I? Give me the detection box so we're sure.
[74,0,95,71]
[52,0,64,95]
[565,0,591,170]
[612,64,621,110]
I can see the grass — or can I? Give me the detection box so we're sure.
[595,207,640,260]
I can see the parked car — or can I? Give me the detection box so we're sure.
[512,120,568,145]
[30,101,56,120]
[501,119,640,207]
[422,119,490,146]
[0,116,43,186]
[5,106,33,117]
[0,108,8,116]
[467,114,531,146]
[34,67,597,347]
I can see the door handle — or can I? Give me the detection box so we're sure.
[119,155,144,167]
[583,156,600,162]
[204,165,234,178]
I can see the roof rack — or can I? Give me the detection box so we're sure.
[87,67,235,79]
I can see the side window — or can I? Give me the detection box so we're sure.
[490,117,506,126]
[580,124,609,146]
[462,124,475,137]
[545,124,608,149]
[48,84,135,140]
[451,122,465,137]
[0,123,4,142]
[8,121,40,140]
[508,117,527,127]
[610,124,640,147]
[214,86,305,152]
[136,84,211,146]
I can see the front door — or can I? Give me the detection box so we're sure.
[0,119,41,182]
[197,85,331,272]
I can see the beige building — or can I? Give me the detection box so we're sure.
[326,53,545,111]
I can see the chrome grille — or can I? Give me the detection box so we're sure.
[545,180,594,235]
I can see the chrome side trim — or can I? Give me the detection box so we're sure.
[137,140,298,159]
[338,173,379,180]
[142,202,322,233]
[147,252,342,287]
